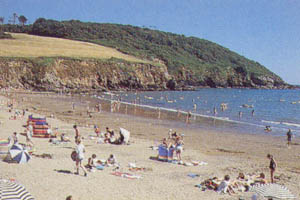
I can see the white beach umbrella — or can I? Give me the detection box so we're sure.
[120,128,130,144]
[250,183,296,199]
[9,144,31,164]
[0,179,34,200]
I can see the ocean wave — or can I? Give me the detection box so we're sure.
[261,120,281,125]
[281,122,300,128]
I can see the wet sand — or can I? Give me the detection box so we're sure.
[0,91,300,200]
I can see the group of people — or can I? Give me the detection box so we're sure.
[85,154,118,170]
[7,123,34,149]
[94,126,127,145]
[160,129,185,161]
[73,125,124,177]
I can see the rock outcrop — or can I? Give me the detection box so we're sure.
[0,57,291,92]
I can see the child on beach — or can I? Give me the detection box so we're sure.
[94,125,100,137]
[75,139,87,176]
[267,154,277,183]
[217,175,234,195]
[73,125,80,141]
[106,154,118,166]
[175,136,184,161]
[86,154,99,171]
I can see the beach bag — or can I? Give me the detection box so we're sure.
[71,151,77,161]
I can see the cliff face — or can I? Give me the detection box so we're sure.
[0,58,290,92]
[0,58,171,92]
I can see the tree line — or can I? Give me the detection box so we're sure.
[0,13,27,25]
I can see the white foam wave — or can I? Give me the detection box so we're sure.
[261,120,281,125]
[282,122,300,128]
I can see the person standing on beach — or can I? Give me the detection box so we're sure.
[251,109,255,116]
[186,111,192,124]
[73,125,80,141]
[75,139,87,176]
[267,154,277,183]
[286,129,292,148]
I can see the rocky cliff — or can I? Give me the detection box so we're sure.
[0,58,172,92]
[0,57,291,92]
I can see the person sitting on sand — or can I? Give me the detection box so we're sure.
[217,175,234,195]
[255,173,268,184]
[8,132,18,145]
[103,132,110,144]
[106,154,118,166]
[109,131,116,143]
[162,138,169,148]
[86,154,99,170]
[61,133,71,142]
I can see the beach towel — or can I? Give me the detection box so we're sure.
[158,145,174,162]
[96,165,105,170]
[0,139,10,146]
[111,171,141,179]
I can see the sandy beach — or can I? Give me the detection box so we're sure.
[1,91,300,200]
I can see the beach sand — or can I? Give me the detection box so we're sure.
[0,91,300,200]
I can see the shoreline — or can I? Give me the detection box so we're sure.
[1,91,300,199]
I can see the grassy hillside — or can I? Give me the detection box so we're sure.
[27,19,280,79]
[0,19,289,89]
[0,33,148,63]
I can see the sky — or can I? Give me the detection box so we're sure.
[1,0,299,85]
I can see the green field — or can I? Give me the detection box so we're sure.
[0,33,149,63]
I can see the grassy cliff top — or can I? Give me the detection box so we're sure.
[0,33,150,63]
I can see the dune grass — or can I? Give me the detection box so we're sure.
[0,33,149,63]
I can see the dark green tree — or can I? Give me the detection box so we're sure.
[0,17,4,24]
[18,15,27,26]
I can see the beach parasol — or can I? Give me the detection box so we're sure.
[250,183,296,199]
[0,179,34,200]
[120,128,130,144]
[9,144,31,164]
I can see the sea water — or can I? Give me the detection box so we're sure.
[93,89,300,137]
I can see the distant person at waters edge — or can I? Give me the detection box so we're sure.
[75,139,87,176]
[286,129,292,148]
[267,154,277,183]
